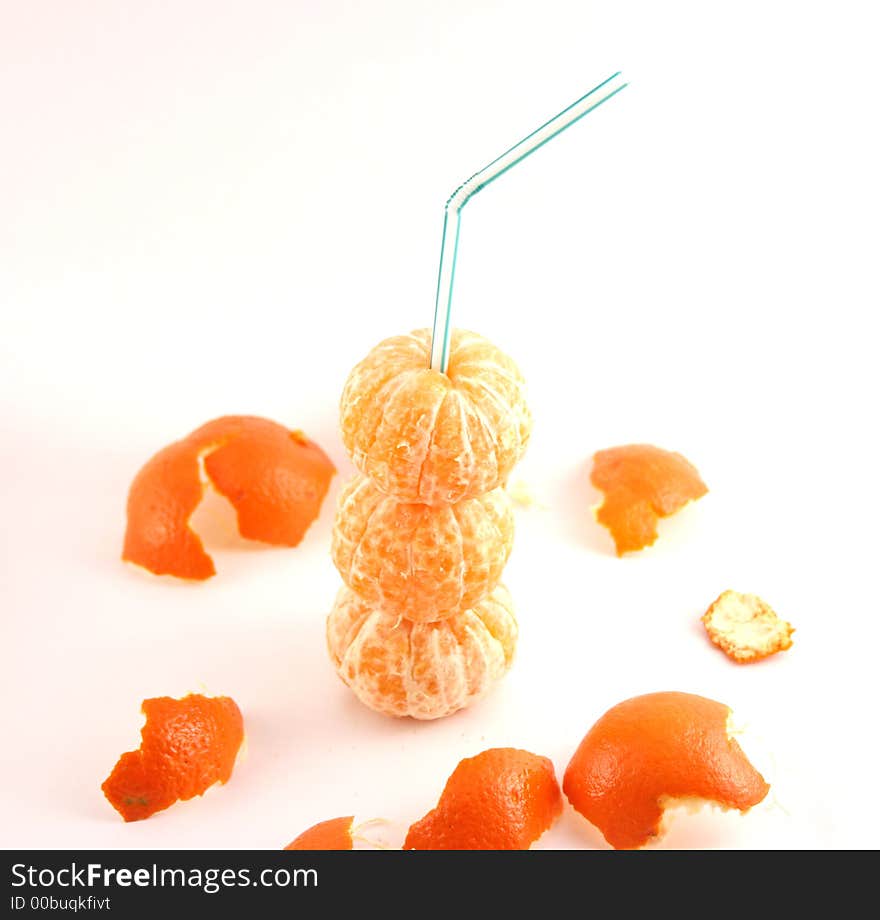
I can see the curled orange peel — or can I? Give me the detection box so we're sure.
[122,416,335,579]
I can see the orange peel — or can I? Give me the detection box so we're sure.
[331,475,514,622]
[326,584,517,720]
[702,590,795,663]
[284,816,354,850]
[562,691,769,849]
[590,444,708,555]
[102,694,244,822]
[339,329,531,504]
[404,748,562,850]
[122,415,335,579]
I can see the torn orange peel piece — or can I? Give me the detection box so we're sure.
[702,590,795,663]
[404,748,562,850]
[122,415,335,579]
[562,691,769,850]
[284,816,355,850]
[590,444,708,555]
[102,694,245,822]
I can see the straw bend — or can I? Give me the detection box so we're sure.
[430,71,628,372]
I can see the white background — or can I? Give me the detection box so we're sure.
[2,1,878,850]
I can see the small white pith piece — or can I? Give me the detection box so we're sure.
[702,590,794,663]
[506,478,547,510]
[351,817,393,850]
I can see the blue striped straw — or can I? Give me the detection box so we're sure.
[430,72,628,372]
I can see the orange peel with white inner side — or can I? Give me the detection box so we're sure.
[702,590,795,663]
[562,691,769,850]
[122,415,335,579]
[590,444,708,555]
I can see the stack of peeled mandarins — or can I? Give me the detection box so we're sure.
[326,328,532,719]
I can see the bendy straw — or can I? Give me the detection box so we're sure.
[429,72,628,372]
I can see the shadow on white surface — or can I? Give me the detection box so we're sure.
[549,457,611,556]
[542,804,611,850]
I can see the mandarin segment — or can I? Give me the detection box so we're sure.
[326,585,517,720]
[702,590,795,663]
[284,816,355,850]
[332,475,514,622]
[339,329,531,504]
[102,694,244,822]
[562,691,769,850]
[590,444,708,555]
[404,748,563,850]
[122,416,335,579]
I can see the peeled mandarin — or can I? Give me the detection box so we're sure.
[339,329,531,504]
[326,584,517,720]
[331,475,514,623]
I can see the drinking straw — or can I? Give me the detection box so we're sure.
[429,72,628,372]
